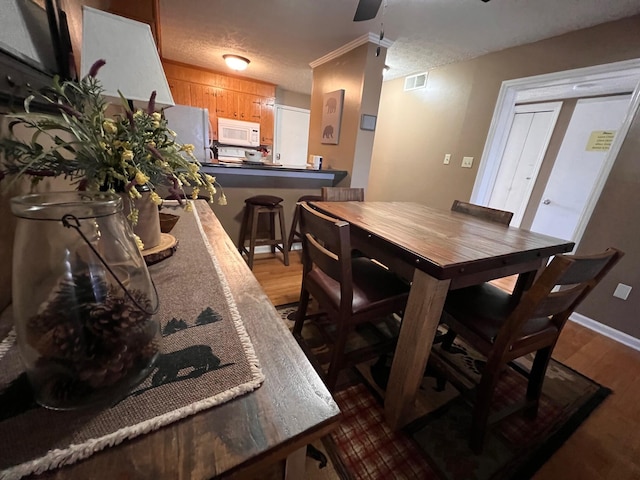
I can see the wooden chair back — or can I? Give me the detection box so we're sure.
[438,246,623,452]
[321,187,365,202]
[451,200,513,226]
[495,247,623,361]
[294,202,410,391]
[298,202,353,311]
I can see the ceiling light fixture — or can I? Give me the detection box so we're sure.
[223,54,250,71]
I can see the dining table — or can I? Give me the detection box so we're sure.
[311,201,575,430]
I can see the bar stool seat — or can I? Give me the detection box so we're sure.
[287,195,322,251]
[238,195,289,269]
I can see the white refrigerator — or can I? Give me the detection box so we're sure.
[163,105,211,163]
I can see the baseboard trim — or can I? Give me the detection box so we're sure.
[570,313,640,352]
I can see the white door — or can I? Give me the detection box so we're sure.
[530,95,632,241]
[274,105,310,168]
[488,102,562,226]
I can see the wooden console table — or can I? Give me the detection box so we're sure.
[1,201,341,479]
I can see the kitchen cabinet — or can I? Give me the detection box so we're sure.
[189,84,218,140]
[167,78,191,106]
[260,98,275,145]
[214,88,234,119]
[162,60,276,145]
[206,88,219,140]
[216,90,262,122]
[241,93,263,122]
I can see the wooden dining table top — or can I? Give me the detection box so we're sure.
[312,201,575,281]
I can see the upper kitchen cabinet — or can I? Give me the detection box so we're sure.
[239,93,262,122]
[189,84,218,139]
[167,78,191,106]
[214,88,233,119]
[161,60,276,145]
[260,98,275,145]
[215,90,261,122]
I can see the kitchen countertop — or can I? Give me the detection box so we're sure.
[200,163,348,188]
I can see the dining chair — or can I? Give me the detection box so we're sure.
[287,194,322,252]
[450,199,513,225]
[434,247,623,453]
[293,202,410,391]
[438,200,516,349]
[320,187,365,202]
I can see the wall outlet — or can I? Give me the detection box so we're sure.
[613,283,632,300]
[443,154,451,165]
[461,156,474,168]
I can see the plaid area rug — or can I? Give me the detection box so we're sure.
[0,204,264,480]
[277,304,611,480]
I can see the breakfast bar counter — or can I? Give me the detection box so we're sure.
[201,163,348,189]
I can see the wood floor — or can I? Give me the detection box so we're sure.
[251,251,640,479]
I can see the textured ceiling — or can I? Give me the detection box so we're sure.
[159,0,640,94]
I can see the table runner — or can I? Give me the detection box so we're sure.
[0,201,264,480]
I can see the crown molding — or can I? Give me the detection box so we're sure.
[309,32,394,69]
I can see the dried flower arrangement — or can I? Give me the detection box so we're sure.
[0,59,226,219]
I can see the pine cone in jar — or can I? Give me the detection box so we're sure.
[85,286,152,343]
[26,273,109,345]
[40,371,92,404]
[34,322,85,361]
[77,342,139,388]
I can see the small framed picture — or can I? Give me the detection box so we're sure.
[360,114,377,131]
[321,89,345,144]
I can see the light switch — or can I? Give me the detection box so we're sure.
[461,156,474,168]
[613,283,632,300]
[443,154,451,165]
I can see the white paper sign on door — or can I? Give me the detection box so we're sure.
[585,130,616,151]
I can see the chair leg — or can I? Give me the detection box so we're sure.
[293,288,310,336]
[441,329,457,351]
[470,368,501,454]
[238,205,250,254]
[269,211,276,253]
[525,346,553,418]
[278,206,290,266]
[325,322,350,392]
[287,203,301,252]
[248,206,259,270]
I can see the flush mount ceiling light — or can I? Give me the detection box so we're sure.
[223,54,250,71]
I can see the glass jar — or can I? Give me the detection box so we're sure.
[10,191,160,410]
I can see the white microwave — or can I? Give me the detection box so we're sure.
[218,118,260,147]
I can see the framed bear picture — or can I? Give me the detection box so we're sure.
[321,89,344,145]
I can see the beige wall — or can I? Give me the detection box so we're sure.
[0,176,73,311]
[308,43,387,185]
[368,14,640,338]
[275,88,311,110]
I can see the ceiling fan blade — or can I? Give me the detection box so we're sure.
[353,0,383,22]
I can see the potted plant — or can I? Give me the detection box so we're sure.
[0,59,226,249]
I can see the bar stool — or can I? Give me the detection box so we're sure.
[238,195,289,269]
[287,195,322,251]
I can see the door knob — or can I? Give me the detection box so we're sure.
[543,199,551,205]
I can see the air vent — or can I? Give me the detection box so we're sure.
[404,72,428,91]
